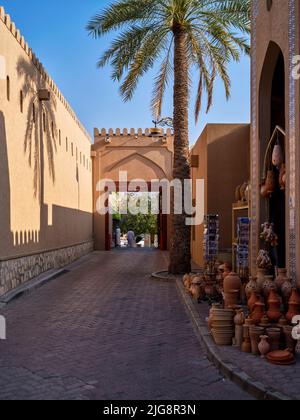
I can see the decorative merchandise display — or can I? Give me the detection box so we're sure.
[286,289,300,323]
[203,215,219,269]
[275,268,288,290]
[257,250,272,270]
[236,217,250,278]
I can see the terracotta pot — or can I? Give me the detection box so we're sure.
[267,290,282,323]
[267,327,281,352]
[224,290,239,309]
[262,275,276,299]
[248,291,261,313]
[283,326,296,353]
[234,309,245,326]
[245,277,258,299]
[278,316,288,327]
[235,325,244,348]
[281,278,293,304]
[224,272,241,295]
[272,143,284,167]
[241,336,251,353]
[275,268,288,291]
[265,170,276,196]
[258,335,270,358]
[279,164,286,191]
[249,326,264,355]
[256,268,268,293]
[250,302,265,325]
[259,314,271,329]
[208,303,221,330]
[286,289,300,323]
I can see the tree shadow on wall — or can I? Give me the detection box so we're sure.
[17,57,57,203]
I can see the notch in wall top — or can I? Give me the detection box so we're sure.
[94,128,173,137]
[0,5,91,143]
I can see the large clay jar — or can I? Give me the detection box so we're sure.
[258,335,270,358]
[256,268,268,293]
[275,268,288,291]
[265,170,276,196]
[279,164,286,191]
[249,326,264,355]
[267,327,281,352]
[224,272,241,294]
[250,302,265,325]
[272,143,284,167]
[286,289,300,323]
[267,290,282,323]
[224,290,239,309]
[283,326,296,353]
[281,278,293,305]
[248,291,261,313]
[262,275,276,299]
[245,277,258,300]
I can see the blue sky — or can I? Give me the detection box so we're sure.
[1,0,250,144]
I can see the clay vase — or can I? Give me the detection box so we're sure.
[283,326,296,353]
[262,276,276,299]
[267,290,282,323]
[251,302,265,325]
[248,291,261,313]
[279,164,286,191]
[245,277,258,300]
[234,309,245,326]
[272,143,284,167]
[275,268,288,291]
[242,336,251,353]
[249,326,264,355]
[286,289,300,323]
[256,268,268,294]
[224,272,241,295]
[267,327,281,352]
[281,278,293,305]
[265,170,276,196]
[258,335,270,358]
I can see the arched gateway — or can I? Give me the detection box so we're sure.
[91,128,174,251]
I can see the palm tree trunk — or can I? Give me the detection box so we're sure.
[168,25,191,275]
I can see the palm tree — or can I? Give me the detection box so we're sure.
[87,0,251,274]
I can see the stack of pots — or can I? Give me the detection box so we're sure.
[211,309,234,346]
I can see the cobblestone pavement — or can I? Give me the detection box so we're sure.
[0,250,253,400]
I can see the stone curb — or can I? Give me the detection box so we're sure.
[151,269,203,282]
[175,279,293,401]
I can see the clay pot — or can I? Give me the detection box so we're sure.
[267,327,281,352]
[275,268,288,291]
[242,336,251,353]
[249,326,264,355]
[224,289,239,309]
[267,290,282,323]
[279,164,286,191]
[235,325,244,348]
[248,291,261,313]
[258,335,270,358]
[278,316,288,328]
[265,170,276,196]
[208,303,221,330]
[259,314,271,329]
[262,275,276,299]
[281,278,293,304]
[224,272,241,294]
[272,143,284,167]
[245,277,258,300]
[234,309,245,326]
[256,268,268,293]
[283,326,296,353]
[286,289,300,323]
[251,302,265,325]
[260,180,269,198]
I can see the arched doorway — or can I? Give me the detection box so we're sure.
[259,42,286,268]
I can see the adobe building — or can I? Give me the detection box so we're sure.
[250,0,300,286]
[191,124,250,267]
[92,128,174,251]
[0,7,93,295]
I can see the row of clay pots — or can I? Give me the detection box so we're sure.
[210,308,235,346]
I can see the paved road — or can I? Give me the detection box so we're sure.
[0,250,253,400]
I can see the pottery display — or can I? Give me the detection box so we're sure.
[224,272,241,294]
[283,326,296,353]
[272,143,284,167]
[208,303,221,330]
[275,268,288,291]
[278,316,288,328]
[281,278,293,304]
[286,289,300,323]
[267,290,282,323]
[245,277,258,299]
[267,327,281,352]
[258,335,270,358]
[224,289,239,309]
[267,350,295,365]
[250,302,265,325]
[211,309,234,346]
[257,251,272,271]
[262,275,276,299]
[265,170,276,196]
[249,326,264,355]
[259,314,271,329]
[256,268,268,293]
[248,291,261,313]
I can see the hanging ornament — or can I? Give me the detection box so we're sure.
[272,134,284,167]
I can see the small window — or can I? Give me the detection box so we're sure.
[71,143,74,156]
[43,112,46,132]
[6,76,10,101]
[20,91,23,113]
[83,155,85,166]
[59,130,61,146]
[51,121,55,138]
[76,147,78,161]
[80,152,82,164]
[66,137,68,152]
[32,103,36,123]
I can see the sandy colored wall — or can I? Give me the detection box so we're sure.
[191,124,250,267]
[92,129,174,251]
[0,7,93,263]
[250,0,300,283]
